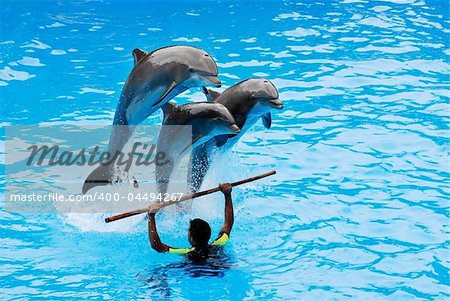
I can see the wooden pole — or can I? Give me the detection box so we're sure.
[104,170,276,223]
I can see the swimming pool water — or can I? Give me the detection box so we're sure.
[1,0,449,300]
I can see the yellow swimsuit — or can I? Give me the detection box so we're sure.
[168,232,229,254]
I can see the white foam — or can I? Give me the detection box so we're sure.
[61,149,249,232]
[64,212,144,232]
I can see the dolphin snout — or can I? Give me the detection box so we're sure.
[204,75,221,87]
[230,124,240,133]
[269,98,283,109]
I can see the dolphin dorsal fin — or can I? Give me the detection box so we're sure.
[209,90,221,101]
[202,87,221,102]
[161,100,176,118]
[132,48,148,66]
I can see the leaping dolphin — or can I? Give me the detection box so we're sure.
[156,101,240,196]
[83,45,221,194]
[191,78,283,192]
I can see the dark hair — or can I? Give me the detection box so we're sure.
[189,218,211,247]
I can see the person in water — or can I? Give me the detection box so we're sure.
[147,183,234,261]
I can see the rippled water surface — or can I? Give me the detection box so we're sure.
[1,0,449,300]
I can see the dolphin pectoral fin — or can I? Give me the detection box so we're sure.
[152,81,178,107]
[262,113,272,129]
[132,48,148,66]
[179,132,202,156]
[202,87,212,101]
[82,164,114,194]
[215,135,228,147]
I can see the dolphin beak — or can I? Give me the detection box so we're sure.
[269,98,283,109]
[230,124,240,133]
[204,75,221,87]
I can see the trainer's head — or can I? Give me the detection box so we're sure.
[188,218,211,247]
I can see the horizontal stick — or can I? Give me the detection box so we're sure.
[104,170,276,223]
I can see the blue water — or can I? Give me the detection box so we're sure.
[1,0,449,300]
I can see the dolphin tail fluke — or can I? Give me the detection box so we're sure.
[82,164,114,194]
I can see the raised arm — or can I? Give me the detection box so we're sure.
[219,183,234,235]
[147,204,169,253]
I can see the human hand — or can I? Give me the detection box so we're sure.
[148,203,161,215]
[219,183,232,195]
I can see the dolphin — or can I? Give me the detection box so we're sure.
[191,78,283,192]
[82,45,221,194]
[156,101,240,196]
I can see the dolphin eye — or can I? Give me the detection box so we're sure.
[204,54,209,57]
[264,80,268,83]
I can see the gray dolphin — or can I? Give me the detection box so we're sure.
[156,101,240,196]
[191,78,283,192]
[83,45,221,194]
